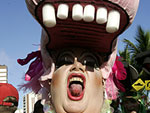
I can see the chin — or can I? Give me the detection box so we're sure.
[63,95,89,113]
[52,89,103,113]
[53,100,87,113]
[51,86,89,113]
[64,104,86,113]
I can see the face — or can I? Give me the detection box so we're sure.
[123,98,140,113]
[50,48,104,113]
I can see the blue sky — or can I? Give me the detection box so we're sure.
[0,0,150,109]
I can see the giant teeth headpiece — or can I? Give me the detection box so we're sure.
[26,0,139,54]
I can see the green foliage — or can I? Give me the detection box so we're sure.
[119,44,131,64]
[118,25,150,113]
[119,26,150,73]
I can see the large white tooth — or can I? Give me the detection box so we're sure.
[79,78,83,83]
[70,78,73,83]
[96,7,107,24]
[57,4,69,19]
[72,4,83,21]
[42,4,56,27]
[77,78,80,81]
[74,77,77,81]
[83,5,95,22]
[106,10,120,33]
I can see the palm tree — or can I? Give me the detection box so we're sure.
[119,44,131,64]
[122,26,150,72]
[118,26,150,112]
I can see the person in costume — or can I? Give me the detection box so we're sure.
[18,0,139,113]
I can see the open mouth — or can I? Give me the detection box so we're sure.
[67,73,85,101]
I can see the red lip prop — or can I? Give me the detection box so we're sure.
[67,73,86,101]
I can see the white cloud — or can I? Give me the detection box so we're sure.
[0,49,14,67]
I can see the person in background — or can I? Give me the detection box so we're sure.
[0,83,19,113]
[33,99,44,113]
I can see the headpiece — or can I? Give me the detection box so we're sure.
[26,0,139,53]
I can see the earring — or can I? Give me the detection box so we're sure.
[102,78,106,99]
[102,78,106,86]
[48,92,51,99]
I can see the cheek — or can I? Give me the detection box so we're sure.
[51,66,71,89]
[87,70,103,92]
[95,71,103,86]
[91,70,103,87]
[51,70,63,87]
[50,66,69,105]
[51,67,67,85]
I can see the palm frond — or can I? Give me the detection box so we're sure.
[123,39,139,54]
[120,26,150,72]
[135,26,150,51]
[119,44,131,63]
[145,31,150,50]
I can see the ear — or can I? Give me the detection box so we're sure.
[101,38,118,79]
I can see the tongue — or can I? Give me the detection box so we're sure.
[70,84,82,97]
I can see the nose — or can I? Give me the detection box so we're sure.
[70,58,85,72]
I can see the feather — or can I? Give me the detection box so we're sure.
[112,56,127,80]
